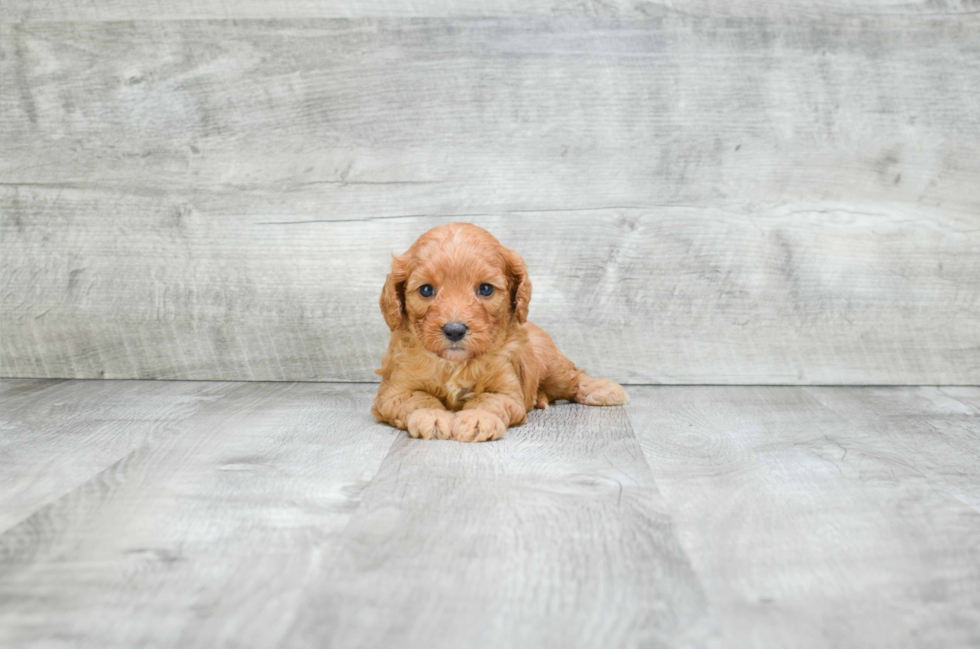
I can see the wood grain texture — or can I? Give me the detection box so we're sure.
[0,381,398,649]
[4,198,977,383]
[3,17,979,383]
[283,401,720,649]
[805,385,980,512]
[4,379,980,647]
[4,0,980,21]
[628,385,980,648]
[0,378,236,533]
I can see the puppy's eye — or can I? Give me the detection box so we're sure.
[418,284,435,297]
[477,283,494,297]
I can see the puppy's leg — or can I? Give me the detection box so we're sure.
[542,365,628,407]
[535,391,549,409]
[572,373,629,406]
[453,393,526,442]
[528,324,628,407]
[373,388,454,440]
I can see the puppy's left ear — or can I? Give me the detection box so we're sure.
[502,247,532,324]
[380,253,410,331]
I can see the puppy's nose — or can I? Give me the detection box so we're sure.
[442,322,468,342]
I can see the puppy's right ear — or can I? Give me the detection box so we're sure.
[380,253,409,331]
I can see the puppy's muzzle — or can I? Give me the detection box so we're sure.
[442,322,468,343]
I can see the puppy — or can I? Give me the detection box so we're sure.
[372,222,628,442]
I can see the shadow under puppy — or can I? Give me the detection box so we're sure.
[373,222,628,442]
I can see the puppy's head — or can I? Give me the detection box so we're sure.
[380,223,531,362]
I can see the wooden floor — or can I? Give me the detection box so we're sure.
[1,380,978,648]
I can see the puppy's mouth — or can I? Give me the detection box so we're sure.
[439,344,471,362]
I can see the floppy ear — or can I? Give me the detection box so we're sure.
[502,247,532,324]
[380,253,410,331]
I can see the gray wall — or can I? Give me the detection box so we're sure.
[2,2,979,384]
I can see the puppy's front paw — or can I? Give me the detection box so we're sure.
[407,409,454,440]
[451,409,506,442]
[576,376,629,406]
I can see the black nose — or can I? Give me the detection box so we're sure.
[442,322,468,342]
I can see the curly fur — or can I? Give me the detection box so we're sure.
[373,223,628,442]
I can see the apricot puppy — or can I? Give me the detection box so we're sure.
[372,223,628,442]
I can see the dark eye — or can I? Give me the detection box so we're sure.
[478,283,494,296]
[419,284,435,297]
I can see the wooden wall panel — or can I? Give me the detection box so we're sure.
[2,16,979,383]
[5,0,980,21]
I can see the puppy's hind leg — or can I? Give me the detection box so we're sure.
[527,321,629,407]
[573,372,629,407]
[535,391,549,409]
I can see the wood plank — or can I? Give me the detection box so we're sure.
[282,402,720,648]
[804,386,980,512]
[3,17,979,384]
[5,0,980,21]
[4,19,979,206]
[3,381,978,646]
[0,378,236,532]
[3,194,978,384]
[0,381,398,648]
[628,385,980,649]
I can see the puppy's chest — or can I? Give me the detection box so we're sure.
[429,364,477,409]
[442,376,474,408]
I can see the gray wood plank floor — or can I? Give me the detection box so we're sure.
[1,380,978,647]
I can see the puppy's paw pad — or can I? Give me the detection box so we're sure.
[451,410,506,442]
[407,409,454,440]
[577,378,629,407]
